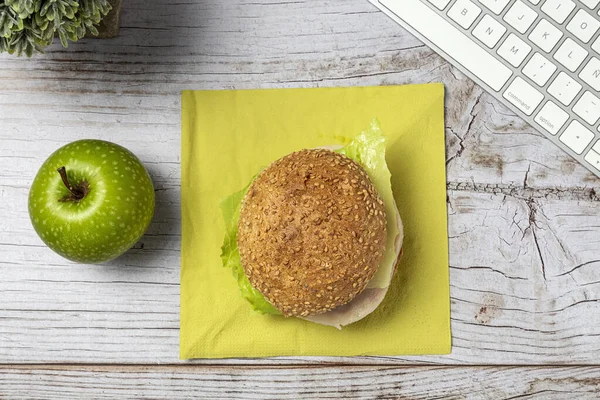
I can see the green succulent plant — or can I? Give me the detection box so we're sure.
[0,0,112,57]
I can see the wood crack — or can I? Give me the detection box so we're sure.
[523,162,531,189]
[448,182,600,203]
[451,265,527,281]
[557,260,600,277]
[446,91,483,166]
[526,199,546,282]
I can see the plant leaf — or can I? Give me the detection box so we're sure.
[1,0,113,55]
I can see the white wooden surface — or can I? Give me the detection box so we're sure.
[1,0,599,398]
[2,365,600,399]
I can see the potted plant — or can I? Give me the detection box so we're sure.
[0,0,122,57]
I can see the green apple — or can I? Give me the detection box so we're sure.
[28,140,155,263]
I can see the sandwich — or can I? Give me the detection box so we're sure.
[220,121,403,329]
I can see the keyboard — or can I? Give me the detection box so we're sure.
[370,0,600,178]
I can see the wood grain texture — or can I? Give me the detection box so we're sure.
[1,365,600,399]
[0,0,599,367]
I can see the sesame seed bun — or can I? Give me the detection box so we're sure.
[237,149,387,317]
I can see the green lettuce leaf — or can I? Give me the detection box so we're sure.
[220,182,281,315]
[337,120,399,288]
[220,119,398,314]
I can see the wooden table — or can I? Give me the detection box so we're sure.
[1,1,599,398]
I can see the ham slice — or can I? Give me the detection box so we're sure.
[302,202,404,329]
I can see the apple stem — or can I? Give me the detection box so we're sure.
[57,166,87,201]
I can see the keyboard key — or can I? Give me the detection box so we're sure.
[548,72,582,105]
[573,91,600,125]
[503,77,544,115]
[527,0,541,4]
[541,0,576,24]
[379,0,513,91]
[448,0,482,29]
[560,121,595,154]
[579,57,600,91]
[580,0,600,8]
[535,101,569,135]
[498,34,532,67]
[594,37,600,54]
[523,53,557,86]
[567,10,600,44]
[593,141,600,154]
[554,38,588,72]
[478,0,511,14]
[428,0,452,10]
[473,15,507,48]
[504,1,538,34]
[529,19,563,53]
[584,149,600,171]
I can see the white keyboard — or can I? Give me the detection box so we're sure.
[370,0,600,178]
